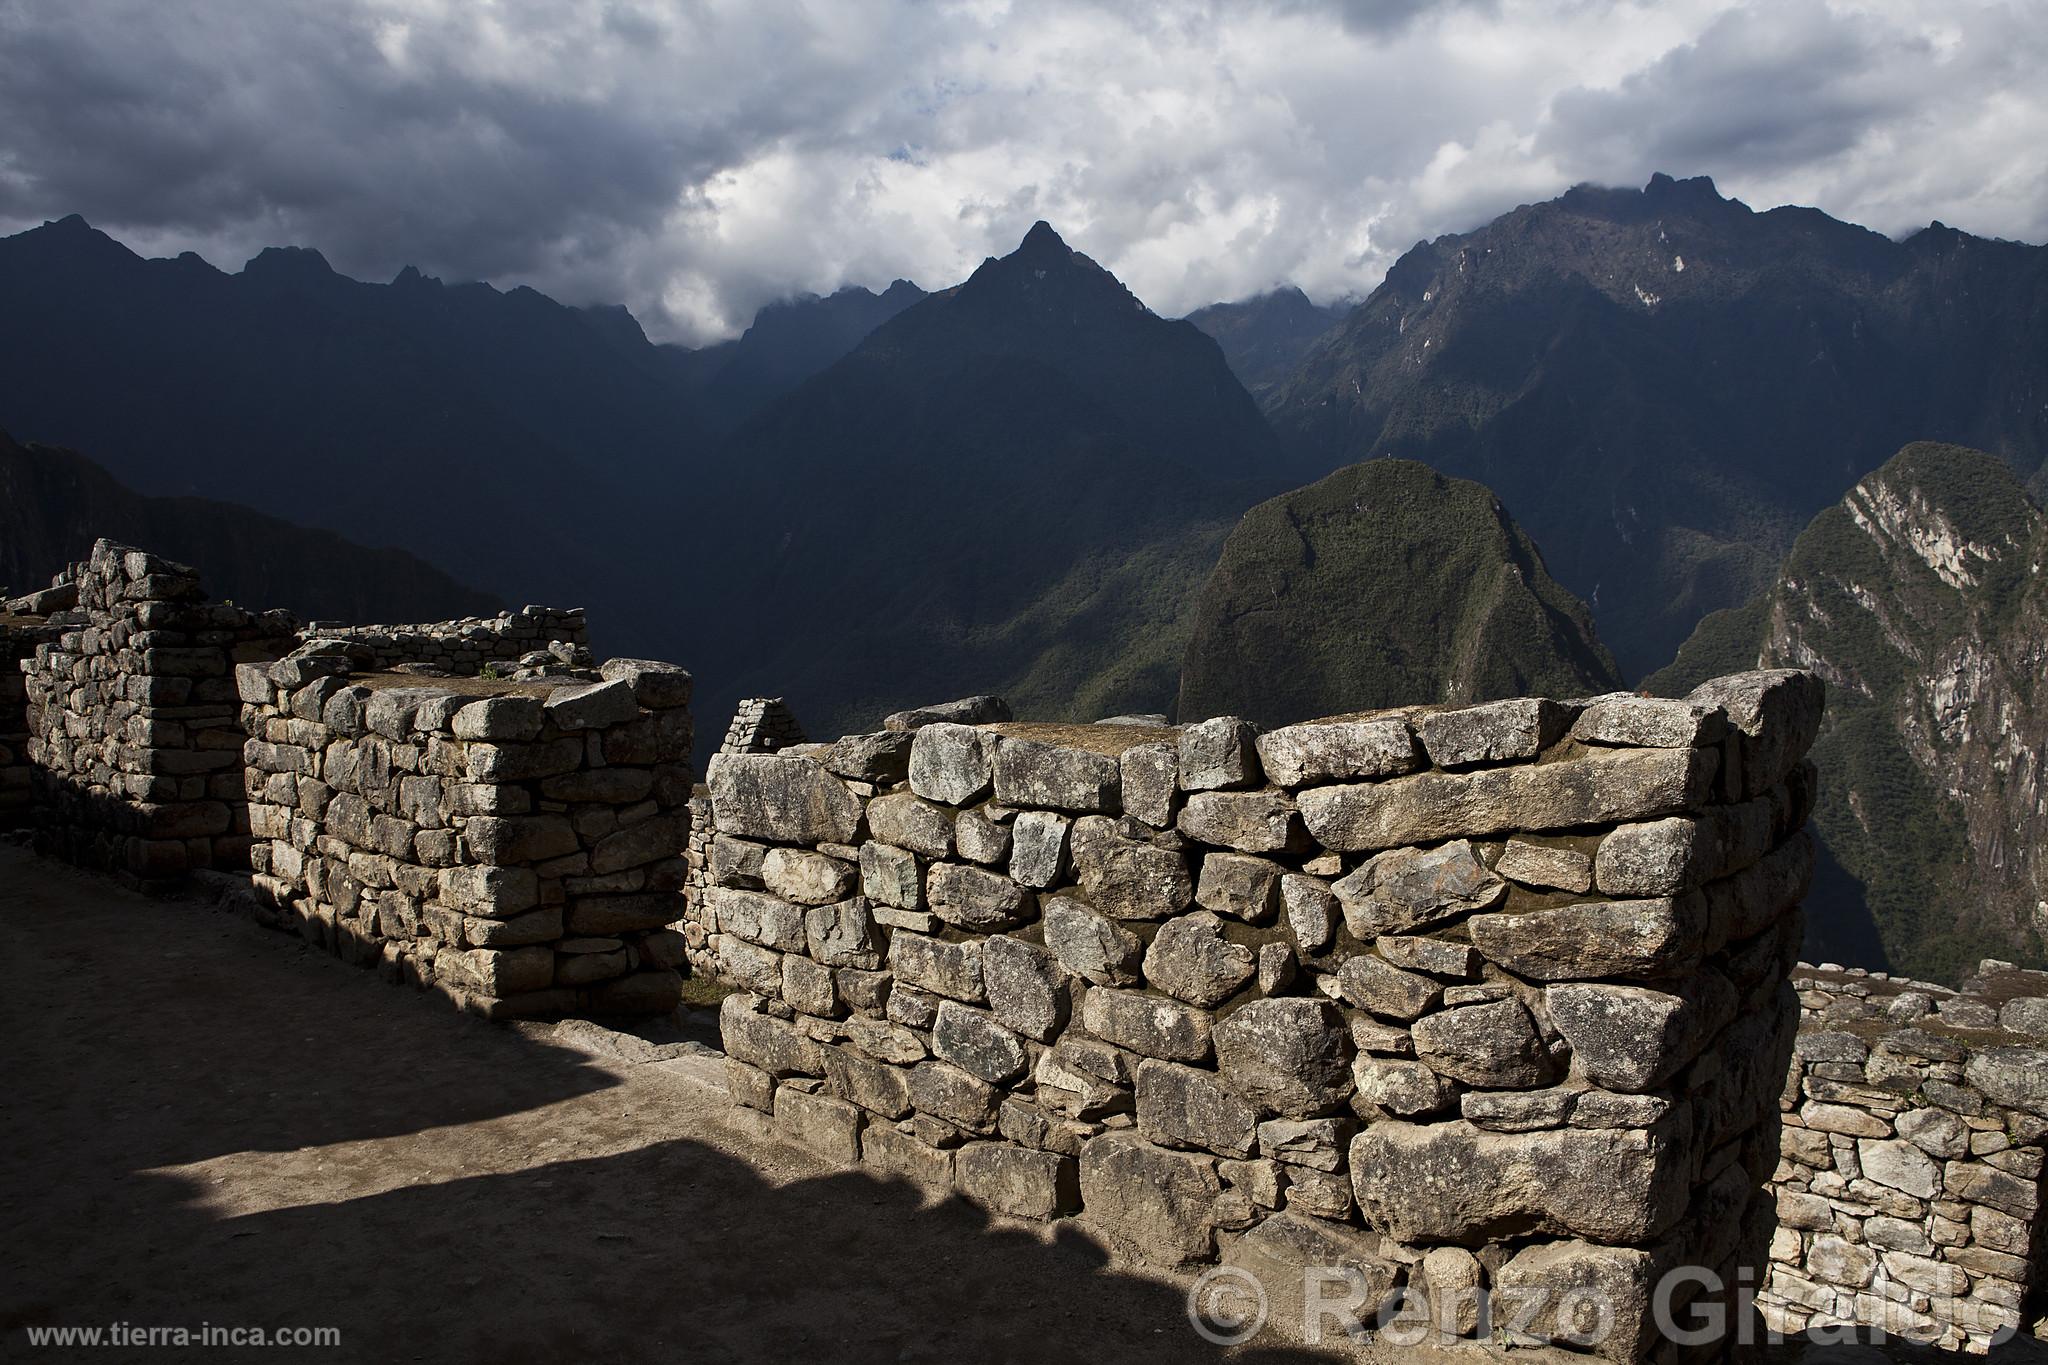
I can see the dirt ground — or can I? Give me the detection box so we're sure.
[1,844,2040,1364]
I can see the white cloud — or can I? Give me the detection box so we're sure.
[0,0,2041,343]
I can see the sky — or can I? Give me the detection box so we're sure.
[1,0,2043,345]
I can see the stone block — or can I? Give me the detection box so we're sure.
[776,1086,864,1164]
[1351,1117,1692,1244]
[1301,746,1716,852]
[1213,997,1350,1116]
[1078,1133,1221,1267]
[906,722,994,805]
[991,737,1120,813]
[1041,895,1143,986]
[955,1143,1078,1220]
[1178,716,1260,791]
[1135,1058,1259,1158]
[707,752,862,845]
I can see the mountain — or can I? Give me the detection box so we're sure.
[1263,174,2048,682]
[1184,287,1348,399]
[679,280,927,429]
[1177,458,1621,726]
[688,221,1299,735]
[1648,442,2048,983]
[0,429,497,623]
[0,215,713,634]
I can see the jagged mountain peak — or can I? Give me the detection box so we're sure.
[1017,219,1069,255]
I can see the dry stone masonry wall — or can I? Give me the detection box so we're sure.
[718,697,806,755]
[236,646,696,1018]
[1,604,64,828]
[299,605,588,677]
[705,670,1826,1360]
[20,541,295,885]
[1764,961,2048,1350]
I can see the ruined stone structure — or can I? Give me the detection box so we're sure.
[20,542,297,886]
[718,696,806,755]
[1,609,60,828]
[704,671,1826,1359]
[9,536,2043,1355]
[1763,961,2048,1350]
[299,605,589,676]
[234,645,695,1018]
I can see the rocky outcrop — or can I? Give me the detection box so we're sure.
[1652,442,2048,982]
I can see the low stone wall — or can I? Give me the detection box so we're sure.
[21,541,295,885]
[1763,961,2048,1351]
[1,612,59,828]
[706,670,1825,1359]
[237,648,696,1018]
[299,605,588,676]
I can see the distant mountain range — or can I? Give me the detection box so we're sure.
[691,221,1298,734]
[6,185,2048,982]
[1651,442,2048,980]
[0,216,926,658]
[677,280,928,430]
[1263,173,2048,680]
[1185,286,1348,400]
[1178,458,1620,727]
[0,429,495,623]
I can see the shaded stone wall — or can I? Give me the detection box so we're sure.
[1,611,60,828]
[704,669,1824,1359]
[20,541,295,886]
[236,647,695,1019]
[299,605,588,676]
[719,697,805,755]
[1763,961,2048,1351]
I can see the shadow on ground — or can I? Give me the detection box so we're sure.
[2,846,2042,1364]
[0,848,1327,1363]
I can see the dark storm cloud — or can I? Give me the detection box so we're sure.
[0,0,2041,342]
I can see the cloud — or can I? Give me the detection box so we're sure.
[0,0,2042,343]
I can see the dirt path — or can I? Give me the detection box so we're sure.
[0,845,2034,1364]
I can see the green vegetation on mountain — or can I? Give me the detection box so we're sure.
[688,222,1296,737]
[1179,458,1621,726]
[1650,442,2048,983]
[1266,174,2048,682]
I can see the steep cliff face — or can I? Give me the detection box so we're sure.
[1178,458,1621,726]
[1651,442,2048,981]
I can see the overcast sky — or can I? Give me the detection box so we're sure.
[2,0,2042,344]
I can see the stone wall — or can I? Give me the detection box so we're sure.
[1,610,59,828]
[718,696,806,755]
[236,646,695,1018]
[299,605,588,676]
[704,670,1825,1359]
[20,541,296,886]
[1763,961,2048,1350]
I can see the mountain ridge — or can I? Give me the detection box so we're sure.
[0,429,498,624]
[1261,173,2048,680]
[1649,441,2048,982]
